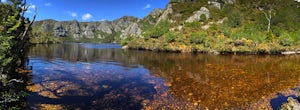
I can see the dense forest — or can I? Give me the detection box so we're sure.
[0,0,34,109]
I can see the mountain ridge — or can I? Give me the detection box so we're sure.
[31,0,300,54]
[31,15,140,43]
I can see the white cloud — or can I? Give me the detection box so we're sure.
[67,11,77,17]
[26,4,36,14]
[45,3,52,7]
[296,0,300,2]
[82,13,93,21]
[142,4,151,10]
[28,4,36,10]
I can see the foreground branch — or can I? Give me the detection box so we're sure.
[20,0,37,39]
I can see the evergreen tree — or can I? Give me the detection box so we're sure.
[0,0,36,109]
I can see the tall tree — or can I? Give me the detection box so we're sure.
[0,0,36,109]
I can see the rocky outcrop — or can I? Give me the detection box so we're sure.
[143,8,164,25]
[208,0,236,9]
[185,7,210,23]
[32,0,237,43]
[157,4,173,23]
[97,21,113,34]
[53,22,68,37]
[33,16,138,41]
[208,1,221,9]
[68,20,81,38]
[112,16,138,32]
[82,23,96,38]
[149,8,164,18]
[169,0,197,3]
[120,23,142,39]
[223,0,235,4]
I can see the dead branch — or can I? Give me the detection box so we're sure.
[22,7,36,39]
[19,0,27,21]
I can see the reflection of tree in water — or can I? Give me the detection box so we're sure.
[28,43,139,67]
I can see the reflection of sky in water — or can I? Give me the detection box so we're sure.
[80,43,122,49]
[28,57,151,83]
[26,43,300,109]
[27,45,166,109]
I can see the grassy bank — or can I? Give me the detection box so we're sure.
[126,37,299,54]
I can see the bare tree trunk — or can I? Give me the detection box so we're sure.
[263,10,272,32]
[20,0,37,39]
[267,10,272,32]
[267,17,271,32]
[22,9,36,39]
[259,8,272,32]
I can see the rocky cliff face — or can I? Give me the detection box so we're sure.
[33,16,139,41]
[32,0,236,43]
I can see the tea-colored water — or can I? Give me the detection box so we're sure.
[26,43,300,109]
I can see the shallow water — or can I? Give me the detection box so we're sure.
[26,43,300,109]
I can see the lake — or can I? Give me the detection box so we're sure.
[26,43,300,109]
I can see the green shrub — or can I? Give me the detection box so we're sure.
[278,32,294,46]
[200,14,207,22]
[290,29,300,45]
[266,31,275,42]
[165,32,176,43]
[172,2,207,22]
[120,37,132,46]
[230,30,247,40]
[143,35,150,40]
[151,28,166,38]
[225,8,243,28]
[146,20,170,38]
[189,31,208,44]
[185,22,201,28]
[30,36,62,44]
[229,23,268,43]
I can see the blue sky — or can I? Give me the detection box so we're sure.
[23,0,169,21]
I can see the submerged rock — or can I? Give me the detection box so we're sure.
[280,97,300,110]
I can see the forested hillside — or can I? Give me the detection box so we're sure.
[125,0,300,54]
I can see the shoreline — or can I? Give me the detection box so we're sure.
[30,41,300,55]
[125,45,300,55]
[124,38,300,55]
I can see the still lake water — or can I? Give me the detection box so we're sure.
[26,43,300,109]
